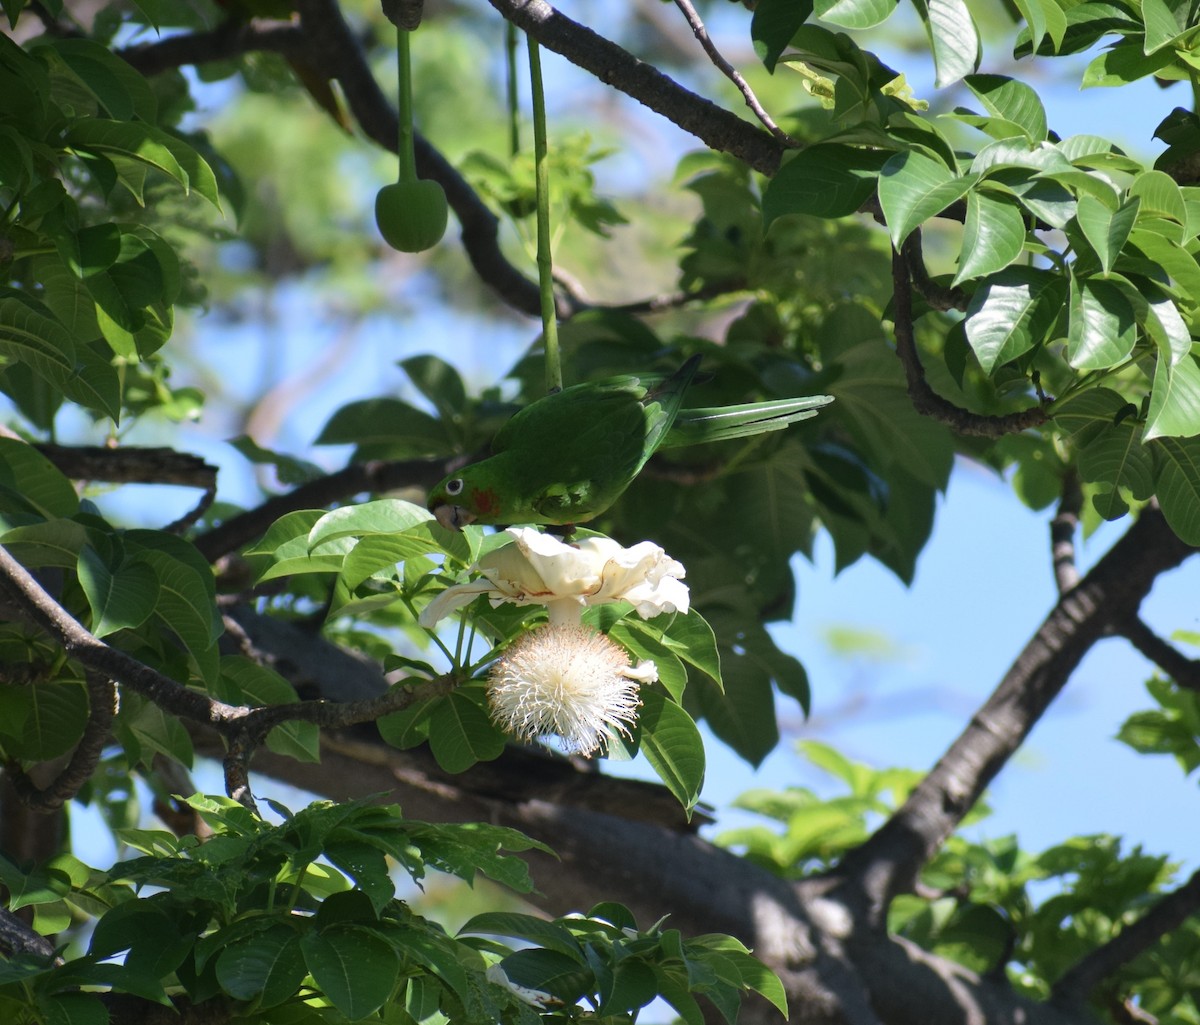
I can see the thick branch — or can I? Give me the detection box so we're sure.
[1051,472,1083,594]
[1052,867,1200,1006]
[838,507,1194,913]
[486,0,785,176]
[892,241,1048,437]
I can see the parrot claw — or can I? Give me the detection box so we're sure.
[433,504,475,531]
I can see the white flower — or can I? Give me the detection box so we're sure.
[488,624,652,756]
[486,963,556,1009]
[418,528,689,629]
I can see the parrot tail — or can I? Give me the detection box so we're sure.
[660,395,834,448]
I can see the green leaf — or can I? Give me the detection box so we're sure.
[315,397,452,458]
[751,0,816,72]
[1140,0,1182,53]
[1153,436,1200,542]
[0,295,77,386]
[428,688,505,772]
[216,924,305,1006]
[953,189,1027,284]
[817,0,898,30]
[1146,354,1200,440]
[300,926,398,1020]
[42,993,109,1025]
[135,547,219,658]
[963,266,1063,372]
[1081,38,1177,87]
[659,609,722,690]
[0,518,87,568]
[0,439,80,518]
[1053,388,1131,448]
[308,499,434,551]
[913,0,980,86]
[400,354,468,423]
[77,547,159,637]
[877,149,972,247]
[963,75,1048,141]
[65,120,217,205]
[229,435,323,486]
[1076,419,1154,517]
[636,689,705,813]
[1130,169,1188,225]
[1141,283,1192,366]
[762,145,889,225]
[459,913,584,959]
[1127,230,1200,303]
[501,948,592,1002]
[1075,194,1139,273]
[0,679,87,761]
[1066,275,1137,370]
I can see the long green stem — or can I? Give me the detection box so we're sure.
[527,36,561,393]
[506,21,520,158]
[396,27,418,182]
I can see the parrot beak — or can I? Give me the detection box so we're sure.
[433,504,475,531]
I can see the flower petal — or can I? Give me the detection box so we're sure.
[418,580,496,627]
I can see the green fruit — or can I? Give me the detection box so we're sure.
[375,179,449,253]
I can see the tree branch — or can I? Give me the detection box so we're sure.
[1118,616,1200,692]
[0,542,455,804]
[1051,472,1083,594]
[669,0,798,146]
[0,907,59,962]
[4,671,117,811]
[485,0,785,176]
[837,506,1195,915]
[1051,867,1200,1006]
[892,241,1049,437]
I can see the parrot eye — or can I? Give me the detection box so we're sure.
[445,478,465,497]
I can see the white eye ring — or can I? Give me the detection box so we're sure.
[445,478,465,497]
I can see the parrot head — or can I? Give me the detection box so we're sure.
[428,465,504,531]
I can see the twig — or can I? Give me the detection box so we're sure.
[0,541,455,806]
[1051,868,1200,1006]
[892,241,1048,437]
[836,507,1195,915]
[1119,617,1200,692]
[485,0,785,176]
[670,0,798,146]
[5,671,118,811]
[1051,472,1082,593]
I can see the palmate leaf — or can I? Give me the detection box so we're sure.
[214,924,305,1006]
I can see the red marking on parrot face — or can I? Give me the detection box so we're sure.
[470,486,501,518]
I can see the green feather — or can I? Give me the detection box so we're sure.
[428,358,833,528]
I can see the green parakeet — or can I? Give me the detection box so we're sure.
[428,356,833,529]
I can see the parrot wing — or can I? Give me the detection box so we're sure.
[659,394,834,449]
